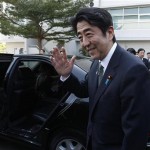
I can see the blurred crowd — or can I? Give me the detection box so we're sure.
[127,47,150,70]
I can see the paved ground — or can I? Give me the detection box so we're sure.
[0,139,34,150]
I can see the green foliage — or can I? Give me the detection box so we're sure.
[0,0,89,49]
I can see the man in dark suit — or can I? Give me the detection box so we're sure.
[137,48,149,69]
[147,52,150,70]
[50,7,150,150]
[126,47,136,55]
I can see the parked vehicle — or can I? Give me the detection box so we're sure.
[0,53,91,150]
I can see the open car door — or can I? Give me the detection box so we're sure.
[2,57,71,135]
[0,53,13,128]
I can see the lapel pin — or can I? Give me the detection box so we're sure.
[105,75,113,85]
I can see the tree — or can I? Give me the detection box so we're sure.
[0,0,89,52]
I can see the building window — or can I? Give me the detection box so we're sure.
[124,15,138,29]
[108,6,150,30]
[124,8,138,15]
[139,7,150,14]
[109,9,123,30]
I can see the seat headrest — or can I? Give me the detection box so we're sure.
[18,67,35,79]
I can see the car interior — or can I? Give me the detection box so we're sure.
[0,61,12,88]
[0,60,69,135]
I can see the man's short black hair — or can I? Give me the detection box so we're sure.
[127,48,136,55]
[70,7,116,43]
[138,48,145,53]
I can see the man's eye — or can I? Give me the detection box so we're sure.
[78,36,83,41]
[86,33,92,37]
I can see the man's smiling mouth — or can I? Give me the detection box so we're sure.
[88,47,96,52]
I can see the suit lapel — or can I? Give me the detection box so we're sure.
[88,60,99,101]
[95,68,115,100]
[90,45,122,117]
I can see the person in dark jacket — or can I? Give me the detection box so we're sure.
[147,52,150,70]
[50,7,150,150]
[127,47,136,55]
[137,48,149,69]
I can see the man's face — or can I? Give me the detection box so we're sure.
[147,54,150,59]
[77,20,114,60]
[138,50,145,59]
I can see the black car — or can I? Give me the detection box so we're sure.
[0,54,92,150]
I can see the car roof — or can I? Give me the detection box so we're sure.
[13,54,92,72]
[0,53,13,61]
[75,58,92,72]
[63,55,92,72]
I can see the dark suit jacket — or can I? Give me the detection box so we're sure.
[148,59,150,70]
[143,58,149,69]
[62,44,150,150]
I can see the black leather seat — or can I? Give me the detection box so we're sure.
[33,64,61,122]
[10,66,36,121]
[14,67,35,89]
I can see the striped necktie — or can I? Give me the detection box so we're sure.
[98,63,104,86]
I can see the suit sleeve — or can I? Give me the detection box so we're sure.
[60,73,89,98]
[144,58,149,69]
[120,64,150,150]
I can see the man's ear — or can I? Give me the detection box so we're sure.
[107,26,114,40]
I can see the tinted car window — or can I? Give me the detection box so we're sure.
[72,58,92,80]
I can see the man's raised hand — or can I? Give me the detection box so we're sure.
[50,47,76,78]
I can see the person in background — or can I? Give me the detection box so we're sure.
[50,7,150,150]
[39,49,45,54]
[135,51,139,56]
[127,47,136,55]
[137,48,149,69]
[147,52,150,70]
[147,52,150,60]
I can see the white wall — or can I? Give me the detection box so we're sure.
[98,0,150,8]
[118,40,150,57]
[44,40,57,54]
[6,42,24,54]
[28,46,39,54]
[44,39,81,56]
[95,0,150,58]
[115,29,150,41]
[65,40,80,55]
[26,38,37,54]
[93,0,100,7]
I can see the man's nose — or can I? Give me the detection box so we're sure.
[82,36,90,47]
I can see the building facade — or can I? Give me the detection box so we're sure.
[97,0,150,54]
[1,1,150,56]
[62,0,150,56]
